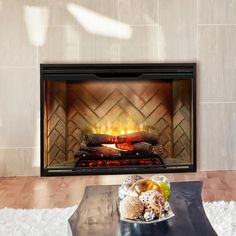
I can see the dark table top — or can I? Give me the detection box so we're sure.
[68,181,217,236]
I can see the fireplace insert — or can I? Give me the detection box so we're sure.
[40,63,196,176]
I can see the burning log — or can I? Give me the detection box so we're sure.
[79,145,120,157]
[84,132,159,146]
[75,132,163,160]
[117,131,159,145]
[84,134,117,146]
[116,142,163,156]
[116,142,151,152]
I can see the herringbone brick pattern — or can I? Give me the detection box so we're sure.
[46,81,67,166]
[173,80,191,162]
[46,80,192,165]
[67,81,173,160]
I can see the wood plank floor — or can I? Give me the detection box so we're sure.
[0,171,235,209]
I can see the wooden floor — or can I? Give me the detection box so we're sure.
[0,171,235,209]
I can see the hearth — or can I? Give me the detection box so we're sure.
[40,64,196,176]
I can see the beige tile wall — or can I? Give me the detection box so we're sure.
[0,0,235,176]
[197,0,236,171]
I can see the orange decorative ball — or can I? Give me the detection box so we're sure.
[127,179,162,197]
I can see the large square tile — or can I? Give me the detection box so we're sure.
[0,0,37,66]
[198,103,236,170]
[119,0,158,25]
[22,148,39,176]
[0,149,15,176]
[198,26,236,102]
[0,148,39,176]
[74,0,120,62]
[119,26,158,62]
[0,68,37,147]
[159,0,197,61]
[78,26,119,62]
[79,0,119,20]
[39,26,79,63]
[198,0,236,24]
[38,0,78,26]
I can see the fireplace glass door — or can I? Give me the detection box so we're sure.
[41,64,196,175]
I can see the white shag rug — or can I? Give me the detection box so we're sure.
[0,202,235,236]
[204,201,236,236]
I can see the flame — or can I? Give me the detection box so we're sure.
[92,119,146,136]
[102,144,121,150]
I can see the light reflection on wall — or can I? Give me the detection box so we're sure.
[23,6,49,47]
[67,3,132,39]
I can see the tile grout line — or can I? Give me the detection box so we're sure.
[0,147,37,150]
[196,0,199,109]
[200,101,236,104]
[36,0,40,175]
[157,0,160,61]
[40,25,78,28]
[0,66,37,69]
[196,0,198,60]
[40,24,161,28]
[198,24,236,26]
[77,0,80,62]
[40,24,236,27]
[117,0,120,63]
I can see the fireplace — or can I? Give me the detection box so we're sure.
[40,64,196,176]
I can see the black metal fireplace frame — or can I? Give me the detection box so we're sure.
[40,63,196,176]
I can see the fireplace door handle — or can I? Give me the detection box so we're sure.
[73,73,169,80]
[94,73,143,80]
[93,73,169,80]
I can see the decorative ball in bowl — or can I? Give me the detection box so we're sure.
[118,175,175,224]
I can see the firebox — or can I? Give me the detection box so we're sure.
[40,64,196,176]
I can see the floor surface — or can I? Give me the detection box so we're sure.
[0,170,235,208]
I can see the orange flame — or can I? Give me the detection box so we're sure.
[92,119,146,136]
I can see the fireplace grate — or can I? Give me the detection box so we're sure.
[75,154,164,168]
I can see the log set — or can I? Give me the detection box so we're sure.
[84,132,159,146]
[117,131,158,145]
[116,142,161,153]
[84,134,117,146]
[78,145,121,157]
[75,131,163,159]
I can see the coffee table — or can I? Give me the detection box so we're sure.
[68,181,217,236]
